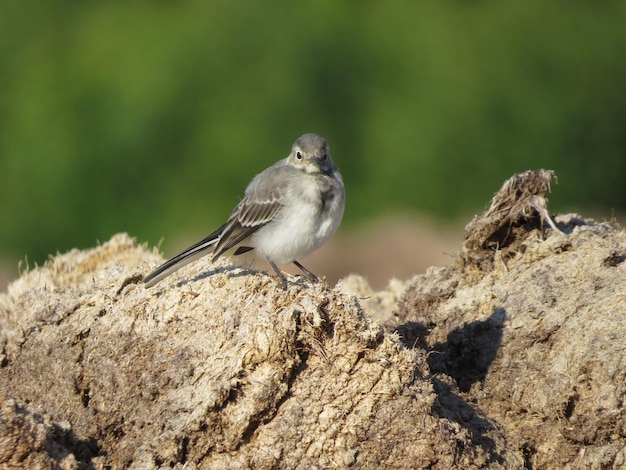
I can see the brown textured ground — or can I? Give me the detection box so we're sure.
[1,170,625,469]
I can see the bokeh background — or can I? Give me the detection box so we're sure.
[2,1,625,289]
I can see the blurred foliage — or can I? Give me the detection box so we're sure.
[1,1,625,263]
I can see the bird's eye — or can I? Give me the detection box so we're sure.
[321,153,327,161]
[296,151,303,160]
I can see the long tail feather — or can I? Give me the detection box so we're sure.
[144,229,222,288]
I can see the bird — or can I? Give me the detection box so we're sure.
[143,133,345,289]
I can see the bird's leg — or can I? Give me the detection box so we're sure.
[292,260,319,283]
[268,260,289,290]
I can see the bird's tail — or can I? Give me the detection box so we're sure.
[143,228,222,288]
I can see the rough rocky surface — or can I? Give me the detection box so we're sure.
[1,170,625,469]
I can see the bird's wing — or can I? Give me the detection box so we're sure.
[212,164,293,259]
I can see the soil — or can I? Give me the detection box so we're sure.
[1,170,624,469]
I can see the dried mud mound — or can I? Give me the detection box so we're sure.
[1,169,625,469]
[395,170,626,468]
[0,238,506,469]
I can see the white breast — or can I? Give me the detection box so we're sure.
[251,173,345,265]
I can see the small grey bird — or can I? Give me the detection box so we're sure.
[144,133,345,288]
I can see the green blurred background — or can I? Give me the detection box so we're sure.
[1,1,625,281]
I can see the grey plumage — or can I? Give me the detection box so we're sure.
[143,133,345,288]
